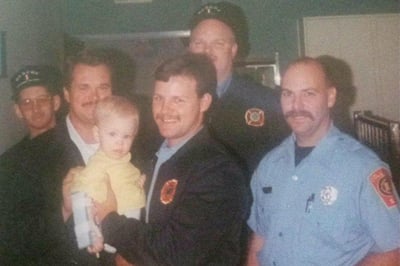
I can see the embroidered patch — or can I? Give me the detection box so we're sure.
[369,168,397,208]
[245,108,265,127]
[320,186,338,205]
[160,179,178,205]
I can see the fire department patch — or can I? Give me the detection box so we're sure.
[245,108,265,127]
[160,179,178,205]
[369,168,397,208]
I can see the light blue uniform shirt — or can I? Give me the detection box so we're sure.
[248,126,400,266]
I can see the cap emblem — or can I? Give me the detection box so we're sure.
[196,4,221,15]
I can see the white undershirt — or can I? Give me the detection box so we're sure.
[66,115,99,165]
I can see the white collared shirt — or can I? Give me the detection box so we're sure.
[66,115,98,164]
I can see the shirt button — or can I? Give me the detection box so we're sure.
[292,175,298,181]
[278,232,283,237]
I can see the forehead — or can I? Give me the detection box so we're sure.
[191,19,235,39]
[282,62,327,90]
[71,63,111,81]
[154,76,197,95]
[99,114,137,128]
[19,85,50,98]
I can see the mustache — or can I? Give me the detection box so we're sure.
[284,110,314,121]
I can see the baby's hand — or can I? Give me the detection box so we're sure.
[87,227,104,254]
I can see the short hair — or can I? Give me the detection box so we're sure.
[154,53,217,98]
[63,47,112,89]
[285,56,333,87]
[94,95,139,128]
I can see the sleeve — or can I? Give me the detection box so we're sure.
[360,166,400,252]
[247,165,264,235]
[110,165,146,214]
[102,159,247,265]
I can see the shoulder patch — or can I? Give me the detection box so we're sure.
[245,108,265,127]
[369,168,397,208]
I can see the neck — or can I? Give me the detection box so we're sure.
[68,114,97,144]
[29,126,54,139]
[296,119,332,147]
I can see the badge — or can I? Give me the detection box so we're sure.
[245,108,265,127]
[160,179,178,205]
[320,186,338,205]
[369,168,397,208]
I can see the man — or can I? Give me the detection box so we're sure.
[247,57,400,265]
[89,53,248,265]
[60,47,160,265]
[0,65,66,264]
[54,48,117,264]
[188,1,288,176]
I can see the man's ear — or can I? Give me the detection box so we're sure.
[53,95,61,112]
[93,125,100,142]
[63,87,70,103]
[327,86,337,108]
[14,104,24,120]
[200,93,212,112]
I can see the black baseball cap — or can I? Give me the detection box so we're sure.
[10,65,62,101]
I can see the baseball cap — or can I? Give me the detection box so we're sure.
[10,65,62,101]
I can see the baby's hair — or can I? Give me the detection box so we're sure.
[94,95,139,127]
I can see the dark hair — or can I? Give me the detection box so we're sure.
[63,47,112,89]
[154,53,217,98]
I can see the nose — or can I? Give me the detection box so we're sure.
[85,87,100,103]
[292,95,304,111]
[159,99,173,114]
[32,100,41,112]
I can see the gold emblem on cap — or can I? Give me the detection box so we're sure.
[160,179,178,205]
[245,108,265,127]
[197,4,221,15]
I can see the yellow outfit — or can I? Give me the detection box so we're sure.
[72,150,145,215]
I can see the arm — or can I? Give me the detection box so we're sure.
[101,159,247,265]
[62,167,84,222]
[246,233,265,266]
[356,248,400,266]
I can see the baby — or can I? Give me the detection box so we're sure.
[71,95,145,250]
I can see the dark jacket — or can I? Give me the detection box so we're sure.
[102,128,249,266]
[209,74,289,177]
[53,119,115,265]
[0,129,71,265]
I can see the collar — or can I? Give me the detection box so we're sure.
[66,115,98,164]
[216,74,232,98]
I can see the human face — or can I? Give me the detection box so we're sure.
[152,76,212,147]
[189,19,238,84]
[64,64,112,127]
[95,115,137,160]
[14,85,60,138]
[281,62,336,146]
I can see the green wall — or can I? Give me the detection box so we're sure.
[63,0,399,69]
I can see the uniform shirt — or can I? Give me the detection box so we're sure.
[209,74,288,177]
[248,126,400,266]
